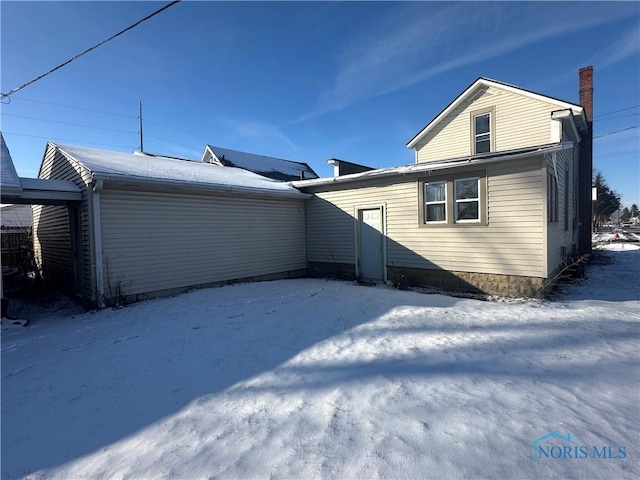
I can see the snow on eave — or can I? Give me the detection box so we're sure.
[406,77,585,150]
[53,143,305,197]
[293,142,572,189]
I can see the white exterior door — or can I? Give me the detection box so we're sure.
[358,208,384,281]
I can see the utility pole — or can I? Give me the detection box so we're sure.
[139,101,144,153]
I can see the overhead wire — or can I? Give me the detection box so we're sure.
[2,112,137,135]
[7,96,137,118]
[2,131,135,150]
[0,0,181,99]
[593,104,639,119]
[593,125,640,139]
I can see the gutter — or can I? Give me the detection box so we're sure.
[91,178,105,307]
[91,173,312,199]
[294,142,573,189]
[551,109,581,143]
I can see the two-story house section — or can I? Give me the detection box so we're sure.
[294,69,593,298]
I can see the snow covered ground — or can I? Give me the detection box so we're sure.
[2,244,639,479]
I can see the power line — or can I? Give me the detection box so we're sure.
[2,112,137,135]
[597,150,640,158]
[144,133,199,151]
[593,125,640,139]
[0,1,182,99]
[594,104,640,119]
[2,131,135,150]
[596,113,639,122]
[7,96,137,118]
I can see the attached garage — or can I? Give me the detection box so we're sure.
[35,143,308,307]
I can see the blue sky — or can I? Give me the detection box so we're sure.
[1,1,639,206]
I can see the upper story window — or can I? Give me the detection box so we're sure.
[473,113,491,154]
[424,181,447,223]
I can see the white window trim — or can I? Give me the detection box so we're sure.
[454,177,481,223]
[424,181,447,224]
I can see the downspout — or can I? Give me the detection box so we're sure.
[92,179,105,307]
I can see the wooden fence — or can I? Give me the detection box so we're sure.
[1,227,33,268]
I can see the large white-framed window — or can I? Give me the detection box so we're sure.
[424,181,447,223]
[418,170,486,227]
[454,177,480,222]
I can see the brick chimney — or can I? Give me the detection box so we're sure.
[579,66,593,122]
[577,66,594,258]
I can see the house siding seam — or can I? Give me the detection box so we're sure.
[415,86,568,163]
[303,156,545,279]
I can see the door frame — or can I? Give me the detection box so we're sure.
[354,204,387,282]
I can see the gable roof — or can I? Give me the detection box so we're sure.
[53,143,305,197]
[203,145,318,181]
[406,77,586,149]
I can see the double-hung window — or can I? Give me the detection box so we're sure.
[424,181,446,223]
[419,171,485,226]
[454,177,480,222]
[473,112,491,154]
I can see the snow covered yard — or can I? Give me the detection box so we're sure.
[2,245,639,479]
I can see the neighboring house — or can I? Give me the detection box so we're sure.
[34,143,309,306]
[1,204,33,228]
[202,145,318,181]
[292,68,593,297]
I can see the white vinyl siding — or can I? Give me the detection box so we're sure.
[304,157,545,277]
[415,86,568,163]
[33,145,93,300]
[99,189,306,298]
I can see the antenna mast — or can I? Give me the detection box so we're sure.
[139,101,144,152]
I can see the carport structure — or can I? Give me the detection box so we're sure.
[1,133,82,304]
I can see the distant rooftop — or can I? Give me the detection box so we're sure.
[203,145,318,181]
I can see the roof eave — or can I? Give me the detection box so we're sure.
[91,172,311,199]
[294,143,573,189]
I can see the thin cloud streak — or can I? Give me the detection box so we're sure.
[221,119,299,156]
[296,3,638,123]
[534,24,640,92]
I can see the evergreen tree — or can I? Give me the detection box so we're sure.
[592,171,620,227]
[630,204,639,218]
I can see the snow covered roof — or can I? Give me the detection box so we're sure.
[1,132,23,197]
[203,145,318,181]
[55,143,305,197]
[0,204,32,227]
[294,142,572,189]
[1,133,81,205]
